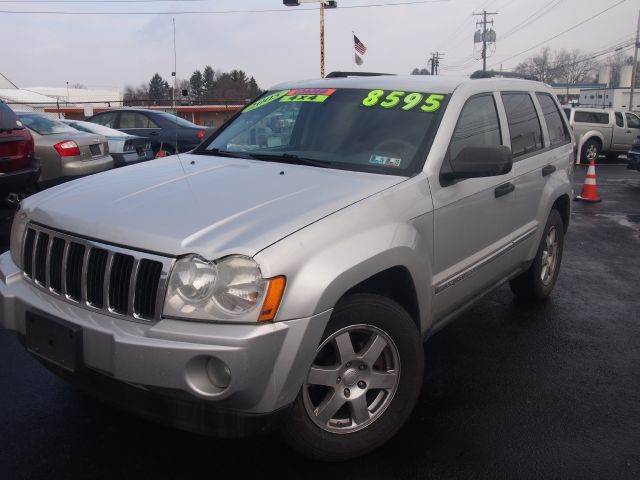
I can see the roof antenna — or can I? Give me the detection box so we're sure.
[172,16,187,174]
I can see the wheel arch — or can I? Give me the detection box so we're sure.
[551,193,571,233]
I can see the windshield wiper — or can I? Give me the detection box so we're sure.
[246,153,332,169]
[197,148,253,159]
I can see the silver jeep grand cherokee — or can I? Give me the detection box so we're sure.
[0,74,574,461]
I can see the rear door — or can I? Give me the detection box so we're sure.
[508,91,572,254]
[612,111,634,151]
[118,112,162,150]
[625,112,640,146]
[431,93,519,320]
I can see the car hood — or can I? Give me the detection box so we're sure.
[22,154,405,259]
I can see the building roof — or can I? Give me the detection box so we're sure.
[550,83,607,89]
[0,88,58,104]
[0,72,18,89]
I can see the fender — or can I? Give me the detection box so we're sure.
[255,175,435,333]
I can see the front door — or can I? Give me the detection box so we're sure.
[430,93,519,322]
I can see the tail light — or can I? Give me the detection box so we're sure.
[196,130,206,140]
[54,140,80,157]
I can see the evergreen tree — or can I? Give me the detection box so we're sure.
[148,73,168,100]
[202,66,216,98]
[189,70,204,100]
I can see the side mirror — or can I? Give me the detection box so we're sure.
[442,145,512,183]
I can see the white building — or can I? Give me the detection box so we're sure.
[579,87,640,111]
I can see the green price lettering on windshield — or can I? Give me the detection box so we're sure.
[243,90,288,113]
[362,90,445,113]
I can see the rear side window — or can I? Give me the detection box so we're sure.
[90,112,118,128]
[0,102,22,131]
[120,112,159,129]
[501,92,543,158]
[574,111,609,125]
[615,112,624,128]
[448,94,501,161]
[536,93,570,146]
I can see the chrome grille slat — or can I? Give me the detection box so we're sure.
[128,258,140,316]
[20,224,174,324]
[45,235,54,288]
[80,246,92,303]
[61,240,70,295]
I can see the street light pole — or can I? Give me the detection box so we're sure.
[629,9,640,112]
[284,1,336,78]
[320,2,325,78]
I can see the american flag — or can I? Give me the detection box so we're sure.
[354,34,367,56]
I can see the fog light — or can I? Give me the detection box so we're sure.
[206,357,231,389]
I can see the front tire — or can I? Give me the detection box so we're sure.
[281,294,424,461]
[510,209,565,302]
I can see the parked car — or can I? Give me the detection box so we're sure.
[61,119,153,168]
[0,101,39,198]
[2,75,573,461]
[86,108,212,157]
[563,106,640,164]
[627,135,640,172]
[16,112,113,187]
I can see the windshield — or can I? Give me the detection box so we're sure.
[156,112,200,128]
[19,114,78,135]
[66,120,127,137]
[199,88,447,175]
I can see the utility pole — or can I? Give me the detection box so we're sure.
[629,9,639,112]
[320,2,325,78]
[473,10,497,72]
[429,52,444,75]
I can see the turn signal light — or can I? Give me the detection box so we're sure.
[258,276,286,322]
[53,140,80,157]
[196,130,206,140]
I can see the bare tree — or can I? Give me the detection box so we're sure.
[553,49,598,84]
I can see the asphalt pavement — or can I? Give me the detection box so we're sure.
[1,164,639,480]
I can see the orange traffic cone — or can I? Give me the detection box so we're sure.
[575,159,601,203]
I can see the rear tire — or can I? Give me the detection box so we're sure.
[510,209,564,302]
[281,294,423,461]
[580,138,601,164]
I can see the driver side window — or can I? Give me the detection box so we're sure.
[448,94,502,161]
[626,113,640,129]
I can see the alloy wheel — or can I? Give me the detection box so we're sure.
[303,324,401,434]
[541,226,559,285]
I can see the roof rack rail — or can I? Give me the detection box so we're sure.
[325,71,395,78]
[470,70,539,81]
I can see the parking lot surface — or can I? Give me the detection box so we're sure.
[1,164,639,480]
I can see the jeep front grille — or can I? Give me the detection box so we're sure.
[21,224,174,323]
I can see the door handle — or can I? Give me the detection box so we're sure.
[494,182,515,198]
[150,131,159,136]
[542,165,556,177]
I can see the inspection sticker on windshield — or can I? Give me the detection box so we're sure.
[370,154,403,168]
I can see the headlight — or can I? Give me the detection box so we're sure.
[163,255,285,323]
[9,207,28,269]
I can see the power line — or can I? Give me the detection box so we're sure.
[500,0,563,40]
[0,0,451,15]
[489,0,629,68]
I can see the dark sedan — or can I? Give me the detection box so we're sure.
[87,108,213,157]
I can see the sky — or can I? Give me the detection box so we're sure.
[0,0,638,91]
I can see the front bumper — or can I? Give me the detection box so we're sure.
[0,252,330,432]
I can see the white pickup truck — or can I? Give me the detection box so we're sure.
[563,107,640,163]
